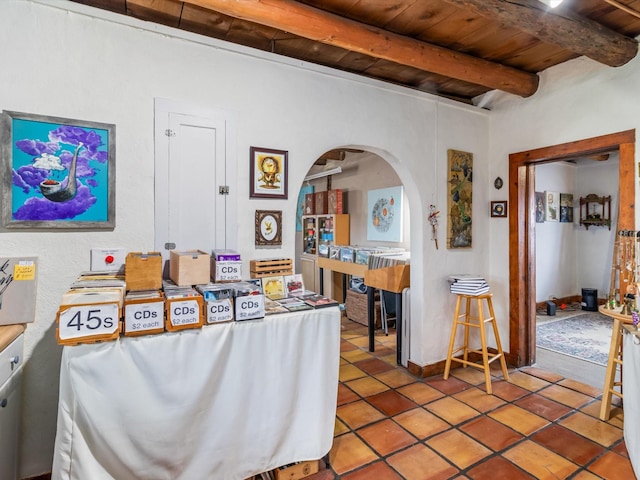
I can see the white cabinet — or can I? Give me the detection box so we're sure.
[0,332,23,480]
[300,254,318,293]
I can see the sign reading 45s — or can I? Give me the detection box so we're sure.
[57,302,121,344]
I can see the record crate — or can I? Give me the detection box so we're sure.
[250,258,293,279]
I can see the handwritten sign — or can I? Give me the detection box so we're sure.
[14,261,35,281]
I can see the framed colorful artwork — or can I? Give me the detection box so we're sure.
[447,149,473,248]
[0,110,115,229]
[249,146,288,199]
[366,186,403,242]
[255,210,282,246]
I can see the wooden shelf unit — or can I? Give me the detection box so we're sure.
[579,194,611,230]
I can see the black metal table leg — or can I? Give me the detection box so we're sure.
[367,286,375,352]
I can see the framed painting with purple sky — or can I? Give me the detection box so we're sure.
[0,111,115,229]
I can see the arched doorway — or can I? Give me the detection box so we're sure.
[508,130,635,366]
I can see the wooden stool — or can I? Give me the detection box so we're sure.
[598,306,632,420]
[443,293,509,394]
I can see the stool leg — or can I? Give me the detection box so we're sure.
[486,296,509,382]
[444,295,463,379]
[477,297,493,394]
[462,296,471,366]
[600,318,623,421]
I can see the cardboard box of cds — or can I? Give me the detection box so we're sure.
[196,284,235,324]
[228,281,265,321]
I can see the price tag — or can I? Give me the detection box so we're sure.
[168,299,201,327]
[58,303,120,341]
[14,261,35,281]
[124,301,165,334]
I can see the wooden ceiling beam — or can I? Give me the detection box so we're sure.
[442,0,638,67]
[181,0,539,97]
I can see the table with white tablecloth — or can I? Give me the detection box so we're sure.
[52,307,341,480]
[623,326,640,478]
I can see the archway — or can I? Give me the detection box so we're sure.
[508,130,635,366]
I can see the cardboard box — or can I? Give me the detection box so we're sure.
[204,298,234,324]
[212,260,242,282]
[169,250,211,286]
[328,189,347,214]
[125,252,162,291]
[314,191,328,215]
[274,461,320,480]
[304,193,315,215]
[234,294,265,321]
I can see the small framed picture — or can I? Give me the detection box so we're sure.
[255,210,282,246]
[491,201,507,218]
[250,146,288,199]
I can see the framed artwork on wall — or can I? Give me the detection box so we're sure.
[366,186,403,242]
[491,201,507,218]
[249,146,288,199]
[255,210,282,246]
[535,191,545,223]
[560,193,574,223]
[0,110,116,229]
[545,191,559,222]
[447,149,473,248]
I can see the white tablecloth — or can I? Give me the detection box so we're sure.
[52,307,341,480]
[624,329,640,477]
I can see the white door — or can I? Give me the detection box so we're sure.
[154,99,237,266]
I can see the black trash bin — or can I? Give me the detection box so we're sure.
[581,288,598,311]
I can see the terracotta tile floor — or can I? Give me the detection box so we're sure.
[305,317,636,480]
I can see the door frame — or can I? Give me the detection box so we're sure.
[508,130,635,366]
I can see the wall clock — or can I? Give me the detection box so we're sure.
[255,210,282,246]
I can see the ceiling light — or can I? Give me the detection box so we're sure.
[304,167,342,182]
[540,0,564,7]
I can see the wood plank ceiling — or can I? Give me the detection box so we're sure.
[71,0,640,105]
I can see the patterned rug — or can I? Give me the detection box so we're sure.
[536,312,612,366]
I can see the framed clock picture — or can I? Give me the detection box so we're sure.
[255,210,282,246]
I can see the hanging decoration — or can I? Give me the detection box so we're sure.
[428,204,440,249]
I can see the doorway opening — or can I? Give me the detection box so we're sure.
[295,148,411,365]
[508,130,635,367]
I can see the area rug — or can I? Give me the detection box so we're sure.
[536,312,612,366]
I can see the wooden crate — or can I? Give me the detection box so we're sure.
[165,295,204,332]
[125,252,162,291]
[273,460,319,480]
[169,250,211,286]
[250,258,293,278]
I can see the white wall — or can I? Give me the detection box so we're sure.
[2,1,491,476]
[487,49,640,361]
[535,160,618,303]
[575,158,619,297]
[535,162,577,301]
